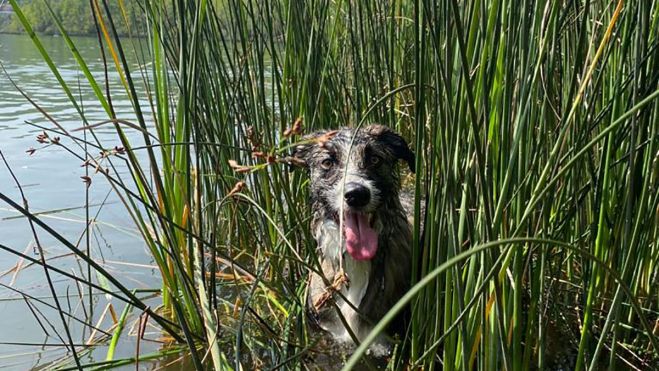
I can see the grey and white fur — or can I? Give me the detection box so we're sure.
[294,124,415,353]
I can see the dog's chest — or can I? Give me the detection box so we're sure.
[342,252,370,312]
[315,220,372,339]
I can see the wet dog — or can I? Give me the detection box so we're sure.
[294,124,415,353]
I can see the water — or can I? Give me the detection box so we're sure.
[0,33,176,370]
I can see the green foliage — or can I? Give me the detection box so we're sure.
[4,0,659,370]
[1,0,145,36]
[57,0,95,35]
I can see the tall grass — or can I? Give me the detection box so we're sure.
[3,0,659,369]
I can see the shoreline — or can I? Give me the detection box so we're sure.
[0,30,146,38]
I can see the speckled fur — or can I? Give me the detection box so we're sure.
[295,125,415,351]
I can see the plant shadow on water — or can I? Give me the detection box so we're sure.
[1,0,659,370]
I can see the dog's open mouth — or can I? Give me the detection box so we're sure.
[343,211,378,261]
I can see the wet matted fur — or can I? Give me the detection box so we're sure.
[294,124,416,352]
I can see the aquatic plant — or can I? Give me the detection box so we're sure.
[2,0,658,369]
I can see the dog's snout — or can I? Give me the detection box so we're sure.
[344,182,371,208]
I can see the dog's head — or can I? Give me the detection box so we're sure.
[294,124,415,261]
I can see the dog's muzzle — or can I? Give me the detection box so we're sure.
[341,182,378,261]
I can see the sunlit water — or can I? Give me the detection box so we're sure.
[0,33,185,370]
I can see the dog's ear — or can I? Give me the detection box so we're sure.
[367,125,416,173]
[291,140,314,169]
[291,130,330,169]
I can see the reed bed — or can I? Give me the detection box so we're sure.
[2,0,658,369]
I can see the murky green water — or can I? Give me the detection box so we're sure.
[0,33,176,370]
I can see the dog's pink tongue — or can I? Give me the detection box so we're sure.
[344,212,378,260]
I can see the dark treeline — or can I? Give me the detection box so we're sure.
[0,0,147,36]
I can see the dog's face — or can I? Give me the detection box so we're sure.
[294,125,414,261]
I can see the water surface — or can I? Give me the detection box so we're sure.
[0,33,173,370]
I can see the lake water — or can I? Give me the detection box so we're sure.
[0,33,183,370]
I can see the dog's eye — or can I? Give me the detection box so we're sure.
[320,158,335,170]
[369,155,382,166]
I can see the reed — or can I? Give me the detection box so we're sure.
[3,0,658,369]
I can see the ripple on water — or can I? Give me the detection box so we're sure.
[1,34,165,369]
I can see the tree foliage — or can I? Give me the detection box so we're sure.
[1,0,146,36]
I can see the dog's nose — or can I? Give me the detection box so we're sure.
[344,182,371,208]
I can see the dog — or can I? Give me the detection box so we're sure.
[294,124,416,353]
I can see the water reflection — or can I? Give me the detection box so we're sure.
[0,33,168,370]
